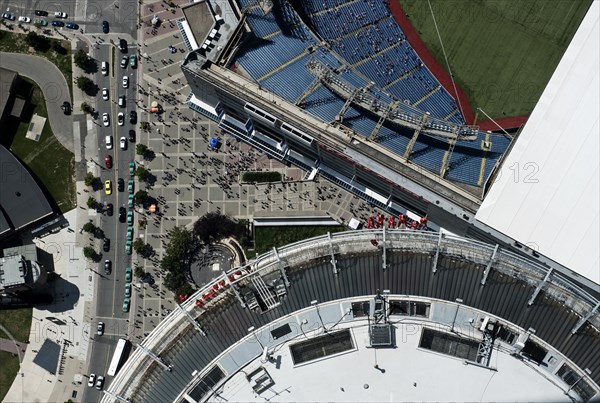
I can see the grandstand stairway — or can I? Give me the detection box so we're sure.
[382,64,423,91]
[413,86,442,108]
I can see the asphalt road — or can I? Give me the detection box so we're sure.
[81,34,139,403]
[0,52,74,152]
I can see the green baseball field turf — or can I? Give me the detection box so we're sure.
[400,0,593,120]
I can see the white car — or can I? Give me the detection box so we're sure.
[119,137,127,150]
[54,11,67,18]
[105,135,113,150]
[88,374,96,388]
[95,375,104,390]
[117,112,124,126]
[102,113,110,127]
[122,75,129,88]
[18,16,31,23]
[102,88,109,101]
[97,322,104,336]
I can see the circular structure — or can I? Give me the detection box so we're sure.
[190,244,234,287]
[103,230,600,402]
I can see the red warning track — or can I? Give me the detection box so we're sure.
[388,1,528,130]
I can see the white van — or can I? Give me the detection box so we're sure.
[105,135,113,150]
[101,61,108,76]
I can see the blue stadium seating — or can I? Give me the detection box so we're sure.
[303,85,346,122]
[260,54,315,102]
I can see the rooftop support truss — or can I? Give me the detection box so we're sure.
[528,268,552,306]
[480,244,499,286]
[250,275,280,310]
[440,130,458,177]
[177,303,206,336]
[431,231,444,274]
[571,301,600,335]
[370,102,397,141]
[136,344,172,372]
[476,330,494,367]
[327,232,339,274]
[296,77,321,107]
[335,89,359,123]
[272,247,291,287]
[403,114,427,159]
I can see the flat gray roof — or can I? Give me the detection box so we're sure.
[0,145,53,232]
[0,255,26,288]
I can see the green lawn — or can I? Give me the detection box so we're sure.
[400,0,592,119]
[0,29,73,100]
[252,225,346,256]
[2,78,76,213]
[0,308,32,343]
[0,351,20,402]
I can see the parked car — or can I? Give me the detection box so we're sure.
[128,180,134,195]
[105,135,113,149]
[125,267,132,283]
[128,129,136,142]
[2,13,16,21]
[128,195,134,209]
[125,284,131,298]
[127,211,133,225]
[102,113,110,127]
[117,112,125,126]
[123,298,130,312]
[122,75,129,88]
[101,61,108,76]
[129,162,135,176]
[102,20,109,33]
[102,88,109,101]
[65,22,78,29]
[130,54,137,68]
[120,55,127,68]
[104,260,112,275]
[119,207,126,223]
[51,20,64,27]
[33,19,48,26]
[125,240,132,255]
[126,226,133,241]
[54,11,68,19]
[104,180,112,195]
[104,154,112,169]
[129,111,137,124]
[118,178,124,192]
[118,95,125,107]
[119,136,127,149]
[97,322,104,336]
[119,38,127,53]
[18,16,31,23]
[61,101,70,115]
[103,238,110,252]
[87,374,96,388]
[95,375,104,390]
[106,203,113,216]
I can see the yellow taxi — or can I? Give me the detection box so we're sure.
[104,180,112,195]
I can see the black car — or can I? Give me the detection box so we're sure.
[104,260,112,275]
[129,111,137,124]
[118,178,124,192]
[102,20,109,33]
[51,20,64,27]
[103,238,110,252]
[35,10,48,16]
[119,38,127,53]
[128,129,136,142]
[106,203,113,216]
[119,207,126,223]
[61,101,70,115]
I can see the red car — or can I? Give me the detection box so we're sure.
[105,154,112,169]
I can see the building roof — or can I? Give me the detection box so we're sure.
[475,2,600,285]
[0,67,17,123]
[0,145,53,233]
[0,255,26,288]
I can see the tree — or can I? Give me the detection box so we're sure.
[83,246,95,260]
[140,121,150,132]
[194,212,245,244]
[76,76,93,91]
[136,144,148,156]
[134,190,149,206]
[133,238,145,253]
[74,49,89,69]
[81,102,92,114]
[134,266,145,278]
[135,166,151,182]
[87,196,97,209]
[174,283,195,301]
[82,222,96,233]
[84,172,95,187]
[160,226,199,292]
[25,32,50,51]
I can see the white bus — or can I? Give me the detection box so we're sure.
[107,338,128,376]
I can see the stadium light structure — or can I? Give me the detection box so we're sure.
[451,298,463,333]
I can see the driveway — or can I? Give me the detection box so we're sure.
[0,52,74,152]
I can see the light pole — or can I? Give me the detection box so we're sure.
[450,298,463,333]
